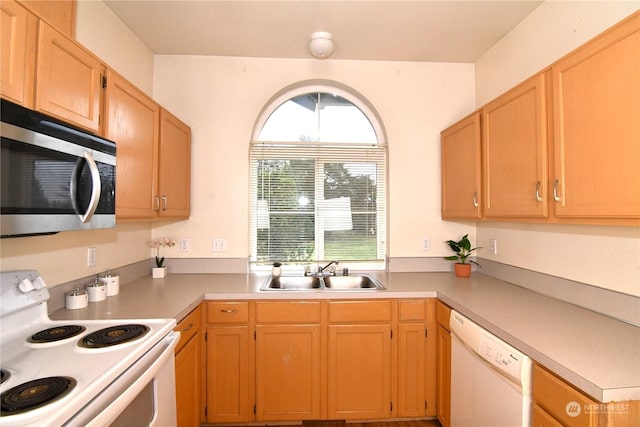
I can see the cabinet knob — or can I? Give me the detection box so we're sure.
[154,196,160,211]
[535,181,543,202]
[162,195,168,211]
[473,192,479,208]
[220,309,238,313]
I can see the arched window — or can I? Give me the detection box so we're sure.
[250,82,386,270]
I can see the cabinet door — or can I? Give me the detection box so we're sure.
[482,73,548,218]
[436,324,451,427]
[17,0,75,38]
[397,323,425,417]
[206,326,252,423]
[158,108,191,218]
[255,324,321,421]
[441,111,482,219]
[105,69,160,219]
[552,13,640,219]
[35,22,103,133]
[175,332,201,427]
[1,0,36,108]
[327,324,392,420]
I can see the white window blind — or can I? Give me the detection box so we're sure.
[250,141,386,267]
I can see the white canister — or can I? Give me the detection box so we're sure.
[86,279,107,302]
[100,272,120,296]
[66,288,88,310]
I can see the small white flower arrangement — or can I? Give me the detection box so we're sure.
[148,237,176,268]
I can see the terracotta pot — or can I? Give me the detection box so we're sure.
[454,263,472,278]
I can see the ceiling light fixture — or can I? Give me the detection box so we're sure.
[309,31,334,59]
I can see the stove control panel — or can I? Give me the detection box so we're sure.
[1,270,50,317]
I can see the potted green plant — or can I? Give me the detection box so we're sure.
[444,234,481,278]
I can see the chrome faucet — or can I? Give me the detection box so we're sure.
[319,260,339,275]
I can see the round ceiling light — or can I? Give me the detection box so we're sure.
[309,31,334,59]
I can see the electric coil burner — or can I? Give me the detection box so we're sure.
[29,325,86,343]
[0,370,9,385]
[0,270,179,426]
[1,377,76,415]
[80,324,150,348]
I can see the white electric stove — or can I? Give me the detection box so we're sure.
[0,270,179,426]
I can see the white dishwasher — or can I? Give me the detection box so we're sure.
[450,310,533,427]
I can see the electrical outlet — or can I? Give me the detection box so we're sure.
[421,236,431,251]
[489,239,497,255]
[179,239,190,252]
[87,247,96,267]
[212,238,227,252]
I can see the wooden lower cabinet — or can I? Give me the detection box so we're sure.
[174,305,204,427]
[255,301,322,421]
[327,300,393,420]
[204,298,439,424]
[436,301,451,427]
[397,299,436,418]
[205,302,254,424]
[533,363,640,427]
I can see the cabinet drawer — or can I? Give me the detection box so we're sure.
[533,364,599,426]
[328,300,391,323]
[436,300,451,331]
[399,300,426,321]
[256,301,321,324]
[174,305,201,354]
[532,403,563,427]
[207,301,249,324]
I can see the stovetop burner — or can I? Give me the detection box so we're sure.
[0,370,9,385]
[0,376,76,415]
[28,325,86,343]
[80,324,150,348]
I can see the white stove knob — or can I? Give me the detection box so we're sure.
[18,278,35,293]
[32,276,46,290]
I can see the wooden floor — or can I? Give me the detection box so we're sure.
[301,421,440,427]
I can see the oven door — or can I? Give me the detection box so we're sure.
[63,332,179,427]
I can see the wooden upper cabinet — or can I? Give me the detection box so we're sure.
[17,0,75,38]
[552,12,640,219]
[35,21,104,133]
[482,72,548,218]
[441,111,482,219]
[159,108,191,218]
[1,0,37,108]
[105,69,160,218]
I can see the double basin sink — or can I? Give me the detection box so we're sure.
[261,274,386,291]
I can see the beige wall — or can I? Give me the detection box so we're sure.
[151,56,476,261]
[474,1,640,296]
[75,0,155,95]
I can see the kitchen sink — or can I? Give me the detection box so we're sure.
[260,274,385,291]
[322,275,385,290]
[264,276,323,290]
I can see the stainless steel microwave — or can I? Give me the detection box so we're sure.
[1,99,116,238]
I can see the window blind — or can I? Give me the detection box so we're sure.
[250,141,386,268]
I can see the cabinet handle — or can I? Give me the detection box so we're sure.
[162,195,168,211]
[181,323,193,333]
[220,309,238,313]
[553,179,561,202]
[154,196,160,211]
[535,181,543,202]
[473,192,479,207]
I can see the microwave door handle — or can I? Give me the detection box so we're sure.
[70,151,102,223]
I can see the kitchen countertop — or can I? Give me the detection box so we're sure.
[50,271,640,403]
